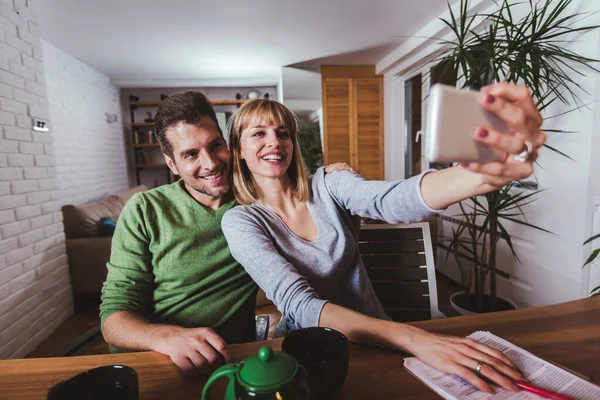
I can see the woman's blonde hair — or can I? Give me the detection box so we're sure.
[228,98,311,205]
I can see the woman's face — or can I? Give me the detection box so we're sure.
[239,115,294,180]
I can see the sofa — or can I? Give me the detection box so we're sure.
[62,185,148,296]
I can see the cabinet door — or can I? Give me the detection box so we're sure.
[354,78,383,180]
[322,78,353,166]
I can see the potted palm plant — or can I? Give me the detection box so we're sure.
[297,122,324,174]
[435,0,599,313]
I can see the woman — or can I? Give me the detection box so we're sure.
[222,82,545,394]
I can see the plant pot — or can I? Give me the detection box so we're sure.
[449,292,518,315]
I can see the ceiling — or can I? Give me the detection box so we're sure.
[31,0,450,114]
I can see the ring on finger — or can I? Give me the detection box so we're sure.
[475,361,484,377]
[513,140,533,163]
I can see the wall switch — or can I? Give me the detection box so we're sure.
[33,120,49,132]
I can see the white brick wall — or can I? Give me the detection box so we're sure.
[0,0,72,359]
[43,41,128,205]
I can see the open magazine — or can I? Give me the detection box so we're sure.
[404,331,600,400]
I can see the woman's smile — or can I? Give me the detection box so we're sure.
[260,151,285,165]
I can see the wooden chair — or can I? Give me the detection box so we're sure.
[358,222,443,322]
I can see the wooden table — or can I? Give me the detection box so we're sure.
[1,297,599,399]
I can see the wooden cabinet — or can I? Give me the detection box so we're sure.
[321,66,384,180]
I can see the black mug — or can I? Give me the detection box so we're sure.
[282,327,349,399]
[47,365,139,400]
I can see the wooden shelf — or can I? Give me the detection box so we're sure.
[135,164,167,169]
[212,99,247,105]
[133,144,160,148]
[129,99,247,107]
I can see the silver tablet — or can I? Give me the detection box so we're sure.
[425,84,508,163]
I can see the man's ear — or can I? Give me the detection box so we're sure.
[164,154,179,176]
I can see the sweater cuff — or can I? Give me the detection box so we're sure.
[312,299,329,328]
[415,169,446,213]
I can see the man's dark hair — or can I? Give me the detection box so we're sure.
[153,91,221,159]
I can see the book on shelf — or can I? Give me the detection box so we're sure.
[404,331,600,399]
[135,150,151,165]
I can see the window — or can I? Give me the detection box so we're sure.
[404,74,422,178]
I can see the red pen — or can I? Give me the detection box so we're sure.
[515,381,575,400]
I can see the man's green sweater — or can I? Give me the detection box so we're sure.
[100,181,258,347]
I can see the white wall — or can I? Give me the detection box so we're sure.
[378,0,600,307]
[43,40,129,205]
[0,0,72,358]
[586,36,600,294]
[589,196,600,295]
[280,67,322,121]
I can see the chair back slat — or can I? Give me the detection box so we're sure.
[366,266,428,281]
[385,309,433,323]
[359,240,425,254]
[377,294,431,309]
[361,253,426,268]
[371,281,429,295]
[359,227,423,241]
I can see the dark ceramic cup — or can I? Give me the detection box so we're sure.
[47,365,139,400]
[281,327,349,399]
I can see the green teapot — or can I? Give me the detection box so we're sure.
[201,346,311,400]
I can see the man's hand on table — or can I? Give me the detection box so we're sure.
[154,327,231,377]
[405,328,524,394]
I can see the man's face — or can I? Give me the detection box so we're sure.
[164,119,231,206]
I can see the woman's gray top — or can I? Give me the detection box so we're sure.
[221,168,441,330]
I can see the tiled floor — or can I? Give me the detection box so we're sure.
[26,272,462,358]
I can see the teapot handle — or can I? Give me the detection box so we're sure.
[201,363,240,400]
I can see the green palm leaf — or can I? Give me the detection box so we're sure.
[583,249,600,267]
[583,233,600,245]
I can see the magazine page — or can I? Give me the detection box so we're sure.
[403,331,600,400]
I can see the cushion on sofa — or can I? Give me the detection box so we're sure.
[62,195,124,238]
[98,218,117,237]
[62,185,148,238]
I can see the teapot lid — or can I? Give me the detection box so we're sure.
[238,346,298,393]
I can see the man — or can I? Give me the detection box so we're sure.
[100,91,351,376]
